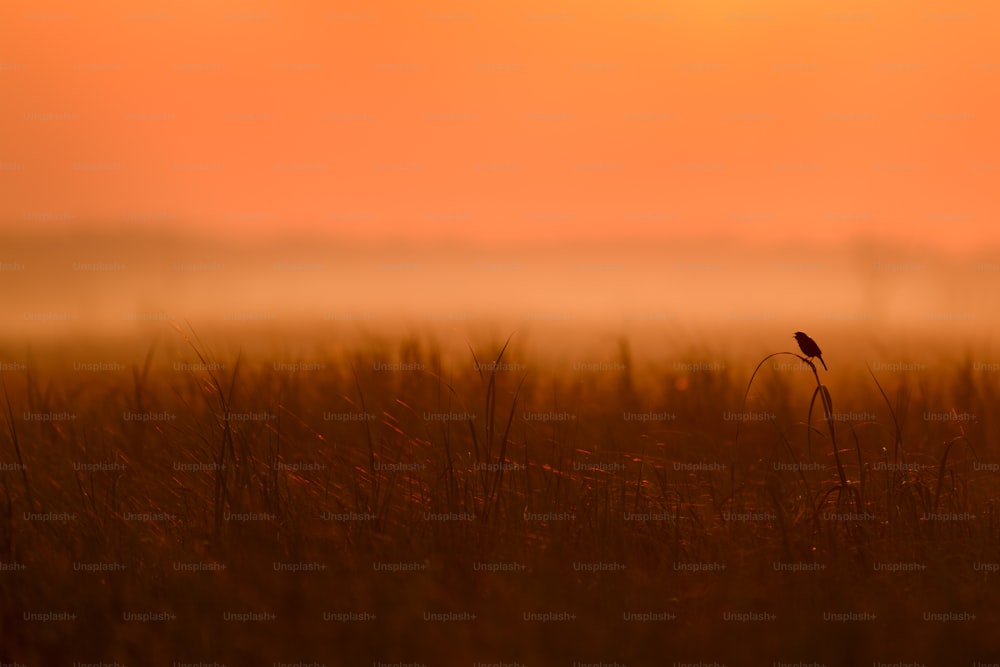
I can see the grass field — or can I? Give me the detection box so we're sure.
[1,322,999,665]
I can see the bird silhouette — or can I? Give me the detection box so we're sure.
[793,332,827,370]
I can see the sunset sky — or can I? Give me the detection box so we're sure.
[2,1,997,250]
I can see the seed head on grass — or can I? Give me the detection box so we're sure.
[793,332,827,371]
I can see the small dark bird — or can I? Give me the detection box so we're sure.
[793,331,827,370]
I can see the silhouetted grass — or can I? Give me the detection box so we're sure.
[0,327,998,663]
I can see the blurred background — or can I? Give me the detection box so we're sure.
[1,0,997,343]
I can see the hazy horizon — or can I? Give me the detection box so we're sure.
[2,229,999,342]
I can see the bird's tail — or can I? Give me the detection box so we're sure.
[819,356,828,371]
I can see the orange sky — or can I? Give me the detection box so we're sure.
[1,0,998,249]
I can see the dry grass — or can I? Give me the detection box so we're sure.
[1,326,999,664]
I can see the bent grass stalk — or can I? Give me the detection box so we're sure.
[738,350,859,516]
[1,374,33,560]
[348,362,403,532]
[866,362,906,522]
[173,322,241,537]
[933,410,978,515]
[467,333,525,525]
[1,375,33,515]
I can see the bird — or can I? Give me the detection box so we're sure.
[793,332,827,370]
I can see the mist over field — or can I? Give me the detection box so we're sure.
[2,232,1000,664]
[3,230,999,341]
